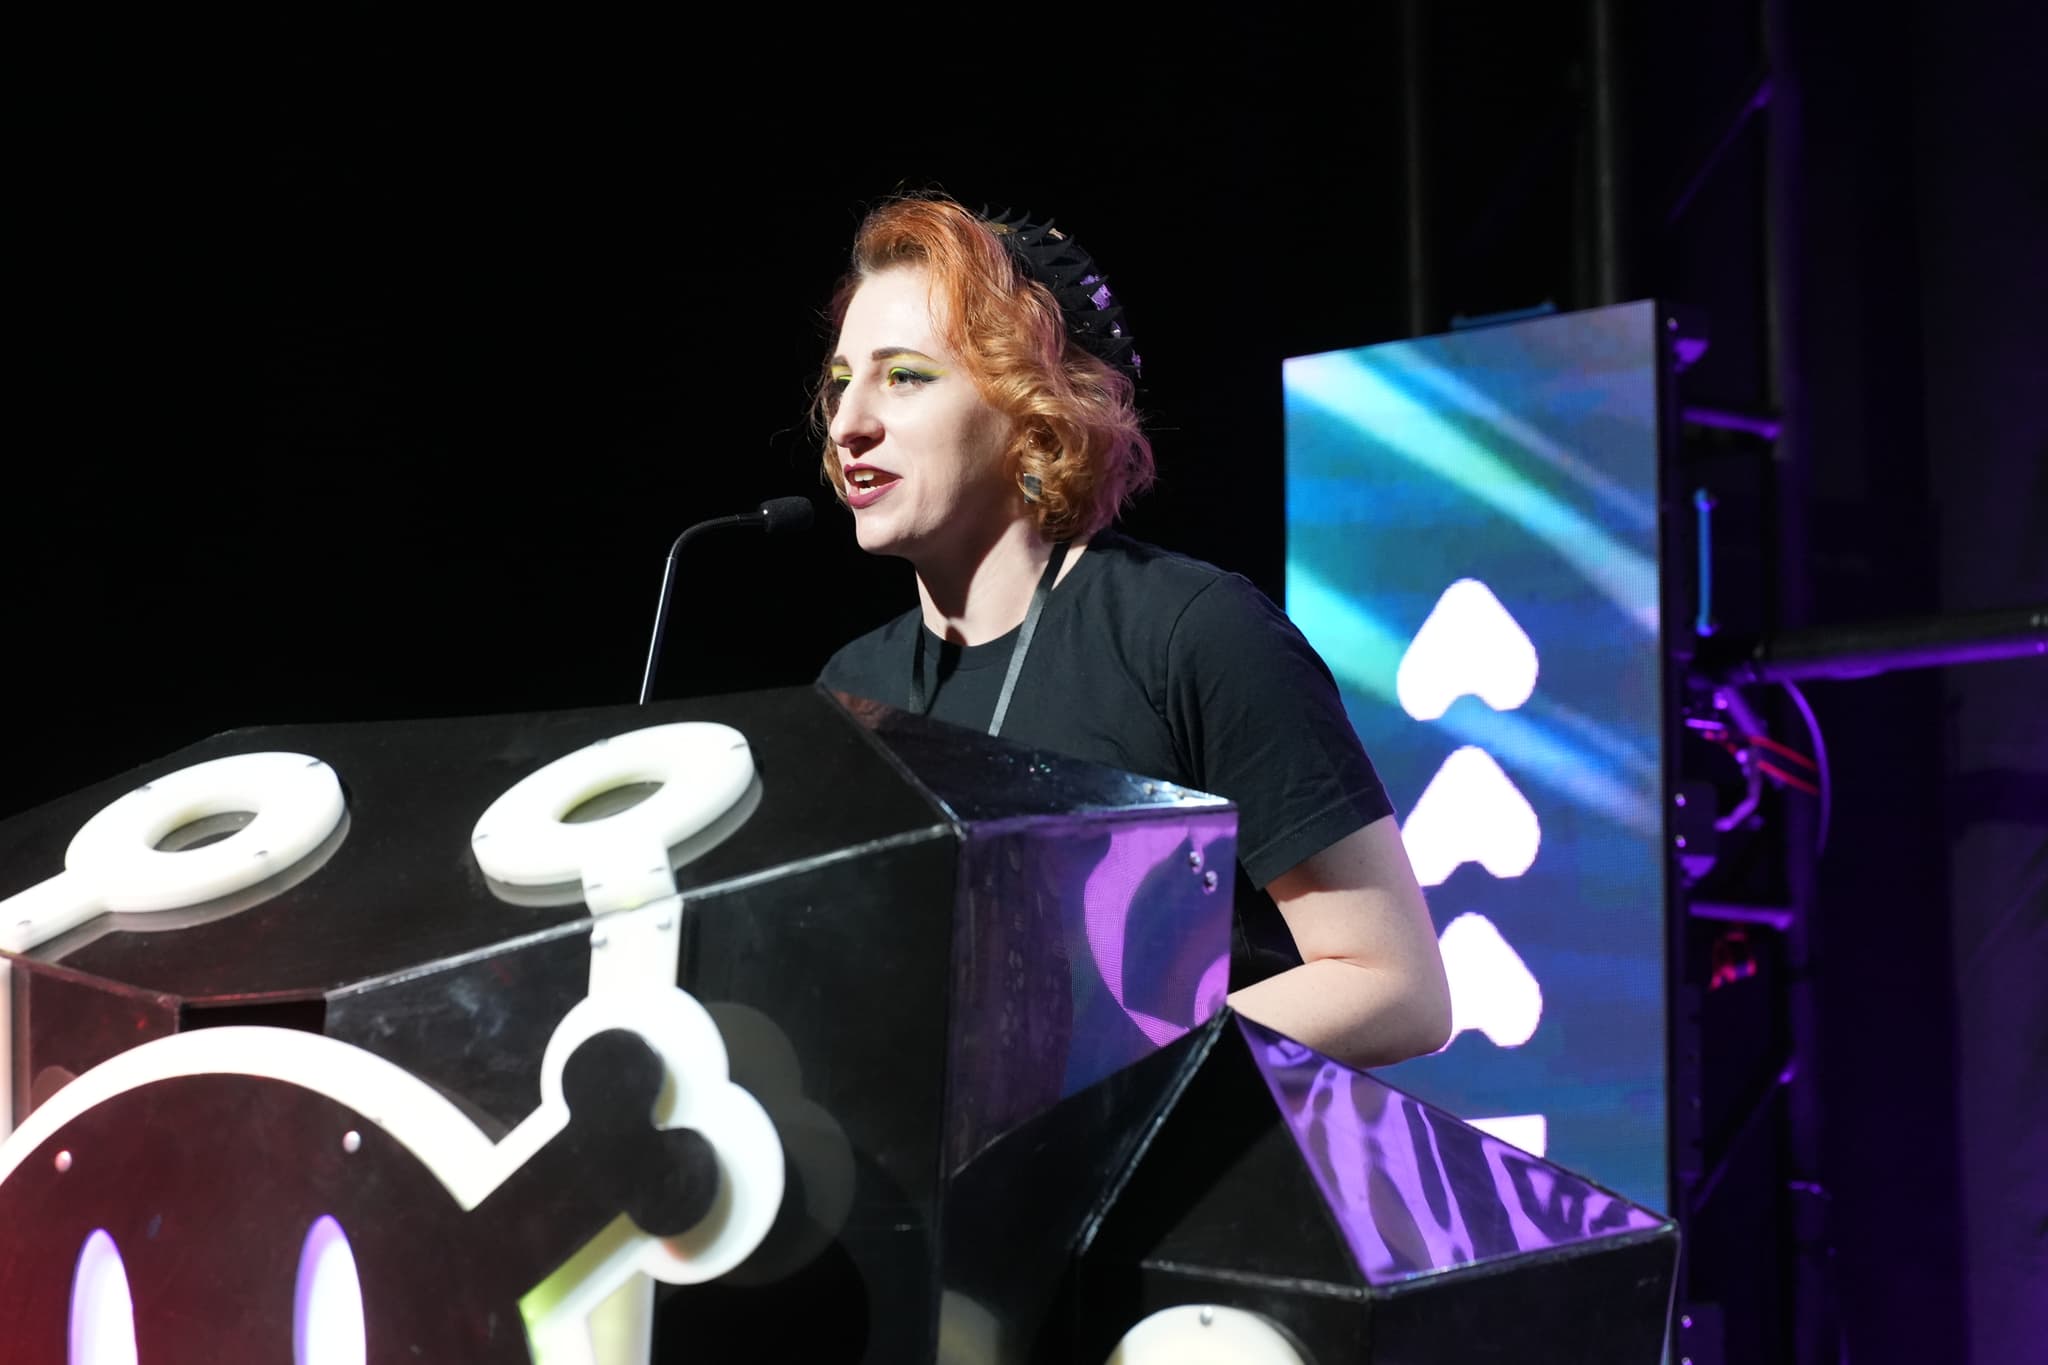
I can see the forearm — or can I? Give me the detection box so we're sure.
[1227,955,1449,1070]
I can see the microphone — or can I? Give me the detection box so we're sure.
[758,495,815,535]
[638,497,815,704]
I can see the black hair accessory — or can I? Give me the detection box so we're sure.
[983,209,1142,383]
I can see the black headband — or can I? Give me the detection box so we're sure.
[983,209,1142,383]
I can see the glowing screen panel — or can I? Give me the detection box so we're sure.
[1284,301,1667,1210]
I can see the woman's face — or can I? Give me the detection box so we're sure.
[826,265,1019,564]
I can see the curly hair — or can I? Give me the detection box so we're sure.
[816,195,1154,541]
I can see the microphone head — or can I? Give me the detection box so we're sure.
[758,496,815,534]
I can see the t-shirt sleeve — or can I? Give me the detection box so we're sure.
[1164,574,1394,888]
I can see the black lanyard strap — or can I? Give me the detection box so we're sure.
[910,539,1071,738]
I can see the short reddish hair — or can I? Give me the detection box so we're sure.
[817,195,1154,540]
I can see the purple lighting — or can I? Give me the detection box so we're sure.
[945,811,1235,1165]
[1193,952,1231,1023]
[293,1214,366,1365]
[1084,823,1232,1046]
[1238,1016,1665,1285]
[1681,405,1784,441]
[69,1228,137,1365]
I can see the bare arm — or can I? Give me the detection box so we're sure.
[1226,815,1452,1069]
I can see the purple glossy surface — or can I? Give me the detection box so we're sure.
[1239,1016,1667,1285]
[944,813,1235,1169]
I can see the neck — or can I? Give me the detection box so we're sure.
[915,520,1086,646]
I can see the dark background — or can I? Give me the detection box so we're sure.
[9,3,2043,1361]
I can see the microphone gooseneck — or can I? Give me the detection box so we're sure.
[638,497,815,705]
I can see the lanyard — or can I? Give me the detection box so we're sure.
[909,540,1071,738]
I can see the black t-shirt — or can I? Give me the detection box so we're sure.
[818,531,1394,982]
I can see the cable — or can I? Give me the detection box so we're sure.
[1699,688,1829,829]
[1780,679,1832,856]
[1709,736,1819,795]
[1756,759,1821,797]
[1710,688,1767,833]
[1738,731,1818,770]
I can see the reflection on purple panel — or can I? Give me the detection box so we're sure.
[945,812,1234,1167]
[1084,820,1235,1047]
[1238,1016,1666,1286]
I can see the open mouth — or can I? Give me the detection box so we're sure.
[845,468,901,508]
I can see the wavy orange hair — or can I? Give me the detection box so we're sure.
[816,195,1154,540]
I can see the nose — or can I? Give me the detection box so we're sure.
[828,379,882,458]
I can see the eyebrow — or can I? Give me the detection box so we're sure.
[827,347,942,370]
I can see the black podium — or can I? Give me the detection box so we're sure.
[0,686,1675,1362]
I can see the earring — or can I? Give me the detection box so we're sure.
[1019,472,1044,502]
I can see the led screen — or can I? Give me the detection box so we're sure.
[1284,301,1668,1210]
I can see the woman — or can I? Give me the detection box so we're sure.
[816,196,1450,1069]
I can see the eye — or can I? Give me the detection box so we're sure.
[886,366,936,389]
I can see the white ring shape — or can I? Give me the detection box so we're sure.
[1107,1305,1309,1365]
[540,990,784,1283]
[65,753,346,914]
[470,724,755,888]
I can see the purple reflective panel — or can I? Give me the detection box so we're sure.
[945,812,1234,1165]
[1193,952,1231,1023]
[1238,1016,1666,1285]
[1084,821,1233,1047]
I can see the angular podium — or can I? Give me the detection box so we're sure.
[0,686,1675,1362]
